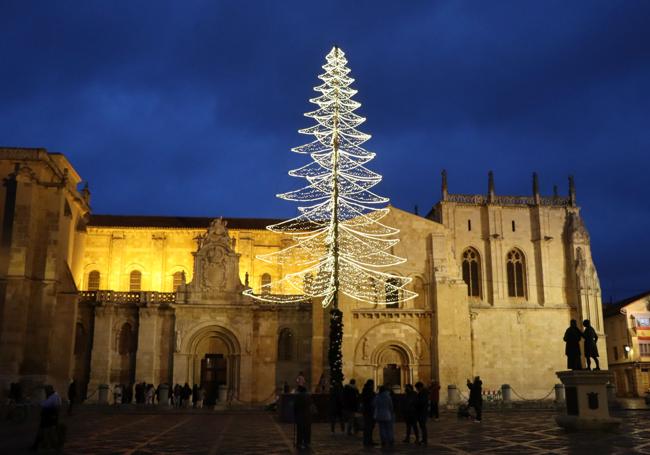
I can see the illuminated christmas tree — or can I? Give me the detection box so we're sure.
[244,46,416,387]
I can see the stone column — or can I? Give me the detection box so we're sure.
[87,304,116,399]
[135,306,159,385]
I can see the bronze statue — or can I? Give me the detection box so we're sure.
[582,319,600,370]
[563,319,582,370]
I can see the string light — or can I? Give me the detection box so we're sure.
[244,46,417,308]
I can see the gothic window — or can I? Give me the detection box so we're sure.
[278,328,294,361]
[129,270,142,292]
[261,273,271,295]
[385,278,399,309]
[506,249,526,298]
[87,270,100,291]
[462,248,481,298]
[172,271,184,290]
[118,323,136,355]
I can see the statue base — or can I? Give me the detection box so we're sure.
[555,370,621,432]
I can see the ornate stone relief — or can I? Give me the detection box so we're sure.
[178,218,244,303]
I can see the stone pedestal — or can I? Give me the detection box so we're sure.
[554,384,565,403]
[447,384,459,407]
[555,371,621,431]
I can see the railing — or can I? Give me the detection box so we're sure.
[445,193,572,207]
[79,290,176,305]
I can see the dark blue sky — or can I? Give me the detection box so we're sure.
[1,1,649,301]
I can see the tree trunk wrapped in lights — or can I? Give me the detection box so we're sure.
[244,46,416,388]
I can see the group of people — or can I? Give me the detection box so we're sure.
[293,378,444,450]
[109,382,206,407]
[563,319,600,371]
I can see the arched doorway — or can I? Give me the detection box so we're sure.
[372,344,411,391]
[180,325,241,405]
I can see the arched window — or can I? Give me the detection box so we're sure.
[172,271,185,290]
[87,270,100,291]
[261,273,271,295]
[506,249,526,298]
[278,328,294,361]
[385,278,400,309]
[118,323,135,355]
[462,248,481,298]
[129,270,142,292]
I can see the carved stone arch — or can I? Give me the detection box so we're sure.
[355,322,428,364]
[176,323,242,403]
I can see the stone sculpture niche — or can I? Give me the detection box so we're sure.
[177,218,244,303]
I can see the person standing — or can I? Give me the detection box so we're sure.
[467,376,483,423]
[361,379,376,447]
[293,386,313,450]
[67,380,77,416]
[342,378,359,435]
[31,385,63,451]
[402,384,419,443]
[373,385,394,448]
[328,383,345,433]
[295,371,306,390]
[582,319,601,371]
[415,382,429,446]
[563,319,583,370]
[113,384,122,407]
[429,380,440,420]
[192,384,199,408]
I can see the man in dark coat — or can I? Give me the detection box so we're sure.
[293,386,313,450]
[582,319,600,370]
[467,376,483,422]
[342,379,359,435]
[328,383,345,433]
[563,319,583,370]
[67,380,77,416]
[414,382,429,446]
[360,379,376,447]
[402,384,419,443]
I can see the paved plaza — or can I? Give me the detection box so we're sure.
[1,406,650,454]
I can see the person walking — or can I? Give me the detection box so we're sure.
[415,382,429,446]
[328,383,345,433]
[373,385,395,448]
[293,386,313,450]
[467,376,483,423]
[342,378,360,435]
[582,319,601,370]
[361,379,376,447]
[429,380,440,420]
[564,319,583,370]
[67,380,77,416]
[402,384,419,443]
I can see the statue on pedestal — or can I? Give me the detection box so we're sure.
[582,319,600,371]
[563,319,582,370]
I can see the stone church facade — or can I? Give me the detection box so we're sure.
[0,147,607,404]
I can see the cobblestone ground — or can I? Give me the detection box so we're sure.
[1,406,650,454]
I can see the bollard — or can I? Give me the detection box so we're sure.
[158,384,169,406]
[447,384,459,407]
[554,383,565,403]
[98,384,109,405]
[606,383,617,405]
[218,385,228,402]
[501,384,512,406]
